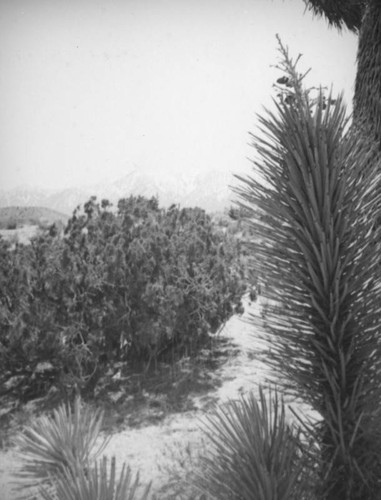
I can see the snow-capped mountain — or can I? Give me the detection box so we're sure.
[0,169,242,216]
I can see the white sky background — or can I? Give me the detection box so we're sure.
[0,0,358,191]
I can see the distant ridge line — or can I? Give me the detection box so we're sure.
[0,206,69,229]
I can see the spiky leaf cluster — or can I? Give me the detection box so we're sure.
[40,457,151,500]
[236,41,381,498]
[198,388,316,500]
[13,397,150,500]
[303,0,365,32]
[13,397,109,492]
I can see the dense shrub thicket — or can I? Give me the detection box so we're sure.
[0,196,246,400]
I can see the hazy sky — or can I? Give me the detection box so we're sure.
[0,0,358,191]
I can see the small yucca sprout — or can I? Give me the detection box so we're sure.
[40,456,151,500]
[13,396,109,493]
[197,387,315,500]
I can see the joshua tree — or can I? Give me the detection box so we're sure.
[303,0,364,32]
[304,1,381,145]
[235,39,381,499]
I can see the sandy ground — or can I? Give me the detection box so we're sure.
[0,296,316,499]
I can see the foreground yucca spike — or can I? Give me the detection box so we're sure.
[197,387,316,500]
[235,38,381,499]
[40,456,151,500]
[13,397,109,494]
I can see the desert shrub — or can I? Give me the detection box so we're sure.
[0,231,94,398]
[0,195,246,399]
[59,196,246,369]
[6,219,17,230]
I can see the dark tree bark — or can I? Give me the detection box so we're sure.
[354,1,381,146]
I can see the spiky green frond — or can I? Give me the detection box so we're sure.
[303,0,365,32]
[40,457,151,500]
[13,397,109,493]
[235,40,381,497]
[197,388,316,500]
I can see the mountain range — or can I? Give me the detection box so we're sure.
[0,169,242,216]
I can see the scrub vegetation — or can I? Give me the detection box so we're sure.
[0,195,246,412]
[5,0,381,492]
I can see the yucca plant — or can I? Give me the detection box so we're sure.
[13,396,110,494]
[39,456,151,500]
[196,387,315,500]
[235,38,381,499]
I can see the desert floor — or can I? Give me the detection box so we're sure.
[0,295,317,499]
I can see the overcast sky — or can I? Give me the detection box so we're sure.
[0,0,358,191]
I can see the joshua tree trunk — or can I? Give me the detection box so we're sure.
[353,1,381,230]
[354,1,381,144]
